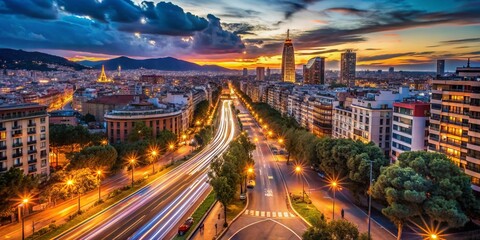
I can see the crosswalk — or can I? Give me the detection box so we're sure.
[244,209,295,218]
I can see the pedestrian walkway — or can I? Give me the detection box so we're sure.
[243,209,295,218]
[192,202,226,240]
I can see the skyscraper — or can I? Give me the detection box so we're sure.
[437,59,445,76]
[266,67,271,78]
[243,68,248,77]
[303,57,325,85]
[389,67,394,73]
[256,67,265,81]
[340,50,356,87]
[281,30,295,83]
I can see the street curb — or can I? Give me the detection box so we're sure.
[216,184,250,239]
[186,190,217,240]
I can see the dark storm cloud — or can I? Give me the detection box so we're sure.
[217,7,261,18]
[0,0,245,55]
[440,38,480,44]
[325,7,368,15]
[0,0,57,19]
[273,0,321,20]
[222,23,271,35]
[192,15,245,54]
[365,48,382,51]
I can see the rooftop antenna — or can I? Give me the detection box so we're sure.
[467,58,470,68]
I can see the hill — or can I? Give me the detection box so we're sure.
[0,48,88,71]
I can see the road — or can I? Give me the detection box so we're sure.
[0,145,192,240]
[55,100,236,240]
[223,97,307,240]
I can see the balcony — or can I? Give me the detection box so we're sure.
[28,149,37,154]
[40,137,46,141]
[41,153,47,158]
[0,167,7,172]
[28,158,37,164]
[12,125,22,130]
[0,156,6,161]
[0,127,5,131]
[13,162,23,167]
[12,142,23,148]
[28,168,37,173]
[0,145,6,150]
[28,122,36,127]
[27,130,36,135]
[27,140,37,145]
[12,152,23,158]
[11,132,22,137]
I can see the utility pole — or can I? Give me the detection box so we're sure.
[368,161,373,239]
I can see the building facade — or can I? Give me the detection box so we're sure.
[0,103,49,176]
[281,30,295,83]
[428,65,480,191]
[436,59,445,76]
[340,50,356,87]
[256,67,265,81]
[303,57,325,85]
[390,102,430,162]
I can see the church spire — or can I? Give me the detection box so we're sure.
[287,29,290,40]
[97,65,112,83]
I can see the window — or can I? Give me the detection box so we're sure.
[379,127,383,133]
[380,119,384,125]
[40,118,45,123]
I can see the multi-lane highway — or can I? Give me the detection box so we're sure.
[55,100,236,240]
[223,97,307,239]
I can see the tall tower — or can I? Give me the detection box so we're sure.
[436,60,445,76]
[118,65,122,77]
[340,49,356,87]
[97,65,112,83]
[281,29,295,82]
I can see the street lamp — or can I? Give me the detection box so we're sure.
[129,157,136,188]
[295,166,305,202]
[150,149,157,173]
[331,181,338,220]
[278,138,284,144]
[101,139,108,145]
[19,198,29,240]
[66,179,81,214]
[97,170,102,202]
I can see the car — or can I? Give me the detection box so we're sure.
[279,149,285,155]
[272,149,278,154]
[240,193,247,200]
[247,180,256,189]
[178,217,194,236]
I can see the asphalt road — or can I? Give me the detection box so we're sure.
[54,100,236,240]
[222,97,307,240]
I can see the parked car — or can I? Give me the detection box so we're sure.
[247,180,256,189]
[178,217,194,236]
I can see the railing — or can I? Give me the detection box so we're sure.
[27,140,37,145]
[0,167,7,172]
[0,145,6,150]
[11,132,22,137]
[13,162,23,167]
[28,168,37,173]
[12,125,22,129]
[28,158,37,164]
[0,156,7,161]
[0,111,47,121]
[12,142,23,148]
[40,137,46,141]
[28,122,36,127]
[27,130,36,135]
[0,127,5,131]
[28,149,37,154]
[12,153,23,158]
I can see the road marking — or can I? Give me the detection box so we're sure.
[290,213,295,217]
[255,211,260,216]
[284,212,289,217]
[227,219,301,240]
[278,212,283,217]
[267,212,271,217]
[272,212,276,217]
[250,210,254,216]
[264,189,273,197]
[261,211,265,217]
[244,210,249,215]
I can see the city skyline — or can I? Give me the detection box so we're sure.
[0,0,479,71]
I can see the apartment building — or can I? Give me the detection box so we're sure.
[390,101,430,162]
[0,103,49,176]
[428,63,480,191]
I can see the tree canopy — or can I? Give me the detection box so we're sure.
[67,145,118,170]
[0,168,39,217]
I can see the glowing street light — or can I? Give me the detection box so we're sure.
[19,197,29,240]
[101,139,108,145]
[278,138,284,144]
[129,157,136,188]
[150,149,158,173]
[66,179,81,214]
[331,180,338,220]
[295,166,305,202]
[254,137,258,143]
[268,131,273,137]
[96,170,103,202]
[169,143,175,150]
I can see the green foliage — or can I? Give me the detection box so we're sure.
[67,145,118,170]
[155,130,177,147]
[83,113,96,123]
[195,126,213,146]
[127,121,153,142]
[302,219,362,240]
[0,168,39,217]
[44,168,99,203]
[373,151,479,239]
[193,100,209,124]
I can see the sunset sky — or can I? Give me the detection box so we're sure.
[0,0,479,71]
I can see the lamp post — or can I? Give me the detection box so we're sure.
[19,198,28,240]
[331,181,337,220]
[129,158,136,188]
[295,166,305,202]
[66,179,80,214]
[151,150,157,173]
[97,170,102,202]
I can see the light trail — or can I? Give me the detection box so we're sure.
[55,100,235,240]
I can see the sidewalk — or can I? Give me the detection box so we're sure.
[0,145,192,240]
[192,202,226,240]
[275,154,397,240]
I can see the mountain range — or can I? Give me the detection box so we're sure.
[0,48,230,72]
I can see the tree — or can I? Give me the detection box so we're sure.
[372,164,429,239]
[193,100,209,124]
[127,121,153,142]
[0,168,39,219]
[44,168,98,204]
[208,157,238,226]
[67,145,118,170]
[83,113,96,123]
[49,124,91,166]
[155,130,176,148]
[303,217,363,240]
